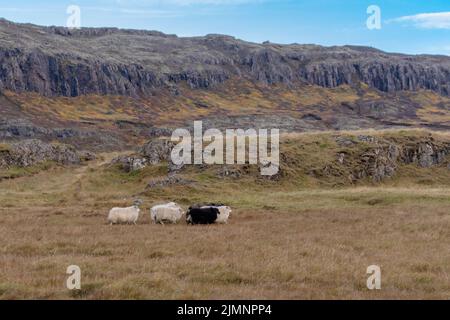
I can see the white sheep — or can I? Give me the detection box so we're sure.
[108,200,142,225]
[203,205,232,224]
[150,202,184,224]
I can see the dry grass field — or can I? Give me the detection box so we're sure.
[0,143,449,300]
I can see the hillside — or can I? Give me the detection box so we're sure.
[0,19,450,149]
[2,82,450,150]
[0,19,449,97]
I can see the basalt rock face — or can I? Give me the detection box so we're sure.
[0,19,449,97]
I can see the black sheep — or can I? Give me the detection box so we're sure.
[186,207,220,225]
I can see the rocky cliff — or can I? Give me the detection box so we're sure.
[333,134,450,182]
[0,19,449,97]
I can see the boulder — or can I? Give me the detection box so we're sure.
[139,139,174,165]
[111,155,148,172]
[112,138,179,172]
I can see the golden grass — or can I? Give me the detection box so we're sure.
[417,106,450,123]
[0,142,449,299]
[0,202,448,299]
[283,128,450,140]
[3,92,139,123]
[0,143,10,152]
[0,162,56,181]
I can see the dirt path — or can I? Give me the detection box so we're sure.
[73,152,119,181]
[0,151,130,205]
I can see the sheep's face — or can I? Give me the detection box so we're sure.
[133,199,143,207]
[218,206,231,216]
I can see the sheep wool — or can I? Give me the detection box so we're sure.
[108,205,140,225]
[150,202,184,224]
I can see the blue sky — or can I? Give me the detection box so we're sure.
[1,0,450,55]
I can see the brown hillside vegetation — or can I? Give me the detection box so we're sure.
[2,81,450,150]
[0,130,449,299]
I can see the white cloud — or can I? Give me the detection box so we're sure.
[390,12,450,29]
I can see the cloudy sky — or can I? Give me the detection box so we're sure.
[1,0,449,55]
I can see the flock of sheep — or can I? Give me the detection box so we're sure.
[107,200,232,225]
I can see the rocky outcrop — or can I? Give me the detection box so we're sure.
[339,136,450,182]
[297,134,450,183]
[109,138,193,186]
[0,19,449,97]
[0,139,95,168]
[112,139,175,172]
[352,144,400,182]
[111,156,148,173]
[401,142,449,168]
[139,140,174,165]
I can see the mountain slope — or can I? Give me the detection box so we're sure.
[0,18,449,97]
[1,19,450,150]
